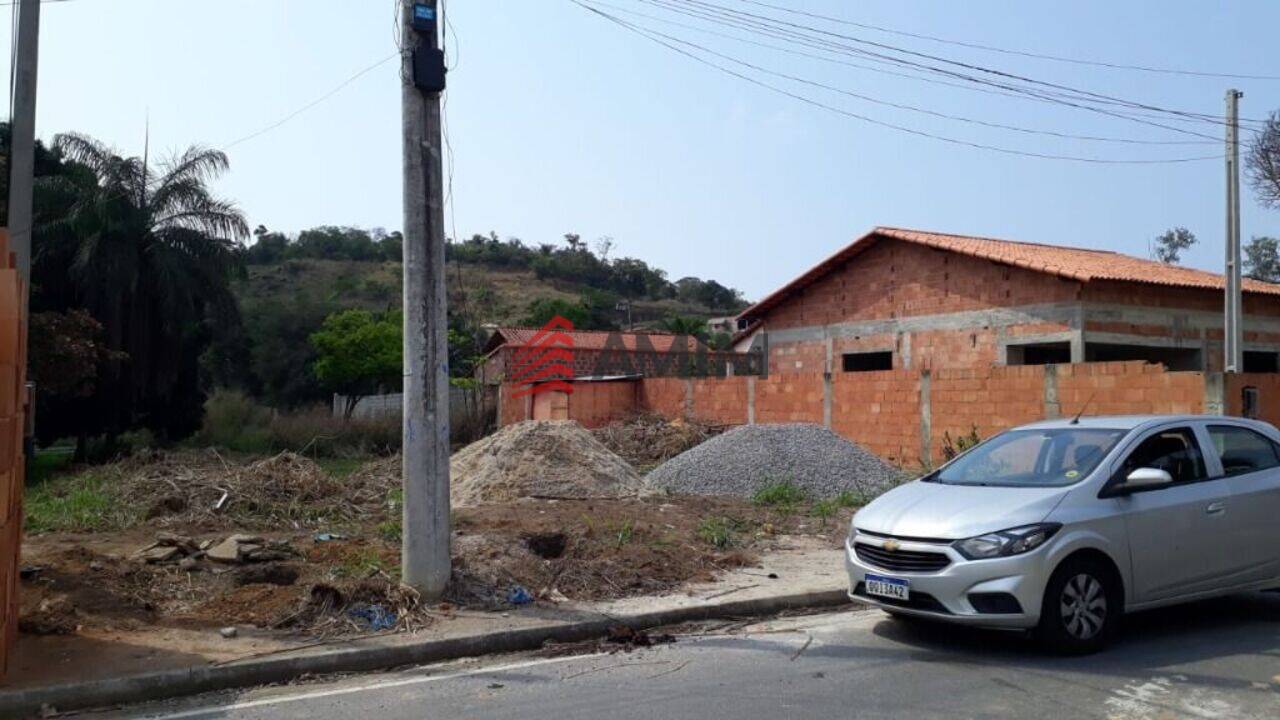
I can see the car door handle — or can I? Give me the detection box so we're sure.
[1206,501,1226,515]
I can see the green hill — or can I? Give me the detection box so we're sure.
[218,230,749,410]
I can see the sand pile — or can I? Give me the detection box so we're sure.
[450,421,642,506]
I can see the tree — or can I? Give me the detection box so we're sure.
[1152,227,1197,265]
[1247,111,1280,209]
[310,309,403,419]
[707,331,733,351]
[1245,236,1280,282]
[661,315,708,340]
[522,297,591,330]
[245,225,288,264]
[27,310,127,453]
[32,132,248,441]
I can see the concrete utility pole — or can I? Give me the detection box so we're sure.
[400,0,450,598]
[8,0,41,281]
[1224,88,1244,374]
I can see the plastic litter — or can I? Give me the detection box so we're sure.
[507,586,534,606]
[348,603,397,631]
[313,532,346,542]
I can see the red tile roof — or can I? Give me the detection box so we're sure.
[740,226,1280,322]
[485,327,710,354]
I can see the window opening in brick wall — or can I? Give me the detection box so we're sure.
[1084,343,1201,371]
[842,351,893,372]
[1242,386,1260,419]
[1005,342,1070,366]
[1243,351,1279,373]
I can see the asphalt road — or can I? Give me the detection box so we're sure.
[89,593,1280,720]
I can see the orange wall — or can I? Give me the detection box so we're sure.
[499,361,1223,468]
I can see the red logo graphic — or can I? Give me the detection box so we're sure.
[510,315,574,399]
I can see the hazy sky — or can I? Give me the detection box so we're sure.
[7,0,1280,300]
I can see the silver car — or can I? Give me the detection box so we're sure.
[846,415,1280,653]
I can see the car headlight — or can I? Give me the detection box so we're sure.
[952,523,1061,560]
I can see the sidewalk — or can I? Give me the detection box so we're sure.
[0,541,851,716]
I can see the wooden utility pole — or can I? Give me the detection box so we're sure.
[8,0,40,281]
[1224,88,1243,374]
[400,0,450,598]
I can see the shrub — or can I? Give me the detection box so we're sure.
[197,390,272,453]
[697,516,751,549]
[751,481,806,508]
[942,426,982,461]
[267,406,400,458]
[195,391,400,458]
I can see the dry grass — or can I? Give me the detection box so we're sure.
[591,414,725,471]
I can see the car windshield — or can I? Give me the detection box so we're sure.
[931,428,1127,487]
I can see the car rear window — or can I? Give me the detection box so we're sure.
[1208,425,1280,477]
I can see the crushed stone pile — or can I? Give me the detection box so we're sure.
[645,423,905,499]
[450,420,643,506]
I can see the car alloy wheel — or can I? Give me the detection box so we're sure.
[1059,573,1106,640]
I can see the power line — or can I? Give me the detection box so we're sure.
[588,0,1226,130]
[588,1,1214,146]
[629,0,1230,142]
[644,0,1251,134]
[572,1,1223,164]
[222,52,399,150]
[12,49,400,241]
[737,0,1280,82]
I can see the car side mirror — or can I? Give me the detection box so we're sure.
[1120,467,1174,492]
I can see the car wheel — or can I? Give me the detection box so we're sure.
[1036,558,1120,654]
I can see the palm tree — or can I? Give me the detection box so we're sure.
[33,133,249,444]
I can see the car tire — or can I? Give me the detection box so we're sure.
[1035,558,1120,655]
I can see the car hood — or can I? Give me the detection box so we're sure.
[853,480,1068,540]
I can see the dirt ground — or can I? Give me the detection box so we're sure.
[19,495,850,642]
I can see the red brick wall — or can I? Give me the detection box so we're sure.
[929,366,1046,460]
[690,377,751,425]
[0,230,25,677]
[755,374,824,425]
[483,346,752,384]
[765,239,1081,330]
[567,382,638,428]
[1084,281,1280,318]
[1225,373,1280,426]
[498,362,1231,469]
[1055,362,1204,417]
[762,238,1081,373]
[639,378,685,419]
[830,370,921,465]
[498,382,528,426]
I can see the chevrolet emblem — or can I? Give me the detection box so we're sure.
[883,539,901,552]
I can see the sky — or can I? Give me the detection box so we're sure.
[5,0,1280,301]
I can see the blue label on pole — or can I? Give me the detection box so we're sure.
[414,4,436,21]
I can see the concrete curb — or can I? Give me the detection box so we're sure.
[0,588,851,716]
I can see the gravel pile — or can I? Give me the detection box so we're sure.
[645,423,905,500]
[451,420,643,506]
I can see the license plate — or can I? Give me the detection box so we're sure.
[865,573,909,601]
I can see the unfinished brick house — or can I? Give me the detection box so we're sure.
[477,327,724,385]
[735,227,1280,376]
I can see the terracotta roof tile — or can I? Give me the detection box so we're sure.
[488,327,709,353]
[740,226,1280,321]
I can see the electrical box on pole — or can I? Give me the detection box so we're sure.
[411,3,446,93]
